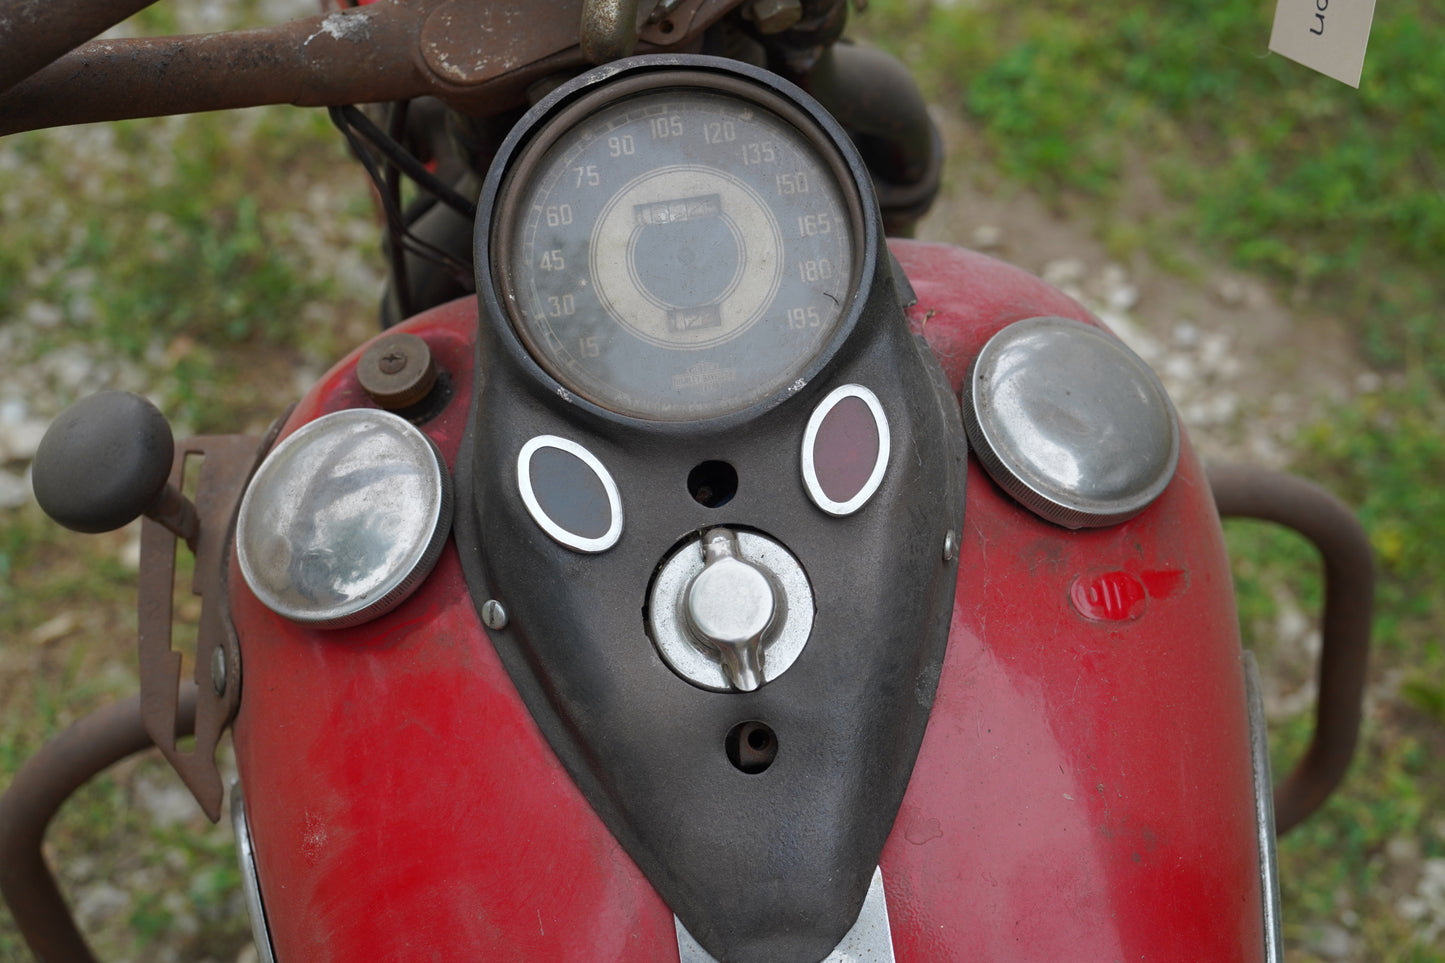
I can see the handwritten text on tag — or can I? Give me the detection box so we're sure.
[1269,0,1377,87]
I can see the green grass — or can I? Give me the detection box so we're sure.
[0,104,374,432]
[862,0,1445,376]
[1299,387,1445,736]
[0,509,258,961]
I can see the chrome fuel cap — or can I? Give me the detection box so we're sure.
[237,408,453,627]
[963,316,1179,529]
[683,529,778,692]
[649,528,814,692]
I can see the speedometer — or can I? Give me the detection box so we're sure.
[491,71,864,421]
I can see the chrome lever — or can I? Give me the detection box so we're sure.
[580,0,641,63]
[684,528,778,692]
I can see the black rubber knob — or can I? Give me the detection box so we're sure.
[32,391,175,534]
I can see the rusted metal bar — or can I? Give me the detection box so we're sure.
[0,0,743,137]
[0,0,160,98]
[138,434,265,823]
[150,483,200,549]
[0,685,198,963]
[1207,462,1375,835]
[0,7,432,137]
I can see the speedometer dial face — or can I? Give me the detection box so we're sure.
[494,73,861,421]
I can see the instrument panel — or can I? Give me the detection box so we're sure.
[493,72,862,421]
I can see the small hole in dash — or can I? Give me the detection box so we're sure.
[726,721,777,774]
[687,460,738,508]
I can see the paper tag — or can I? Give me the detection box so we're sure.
[1269,0,1377,87]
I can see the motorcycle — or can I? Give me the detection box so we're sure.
[0,1,1376,960]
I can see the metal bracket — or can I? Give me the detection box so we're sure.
[581,0,641,63]
[137,431,272,822]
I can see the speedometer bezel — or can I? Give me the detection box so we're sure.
[479,58,876,429]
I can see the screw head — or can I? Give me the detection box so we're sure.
[482,599,509,631]
[943,530,959,562]
[378,351,408,375]
[210,647,228,695]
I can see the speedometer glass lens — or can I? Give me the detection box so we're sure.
[495,75,860,421]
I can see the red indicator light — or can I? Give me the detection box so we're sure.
[813,395,879,504]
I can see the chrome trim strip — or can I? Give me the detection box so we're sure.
[676,865,895,962]
[517,434,624,553]
[231,781,278,963]
[800,383,891,517]
[1244,651,1285,963]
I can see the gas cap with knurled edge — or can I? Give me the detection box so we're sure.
[962,316,1179,529]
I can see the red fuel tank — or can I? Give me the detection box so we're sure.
[229,240,1265,962]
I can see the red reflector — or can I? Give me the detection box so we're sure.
[802,384,890,516]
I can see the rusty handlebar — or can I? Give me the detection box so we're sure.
[1207,462,1375,835]
[0,685,199,963]
[0,0,744,137]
